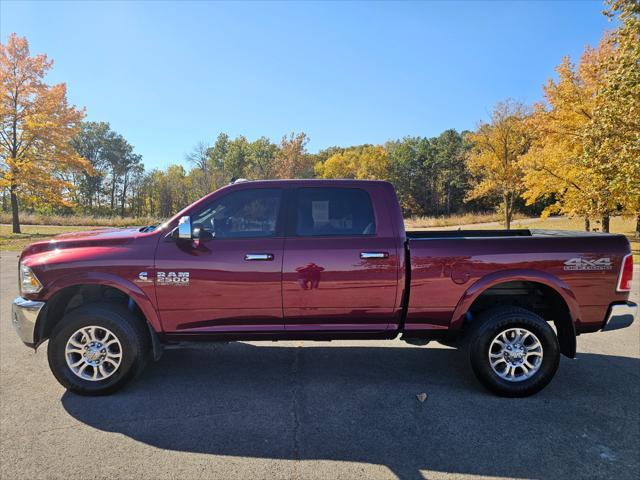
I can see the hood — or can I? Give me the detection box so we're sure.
[20,227,145,258]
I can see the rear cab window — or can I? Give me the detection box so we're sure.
[294,187,376,237]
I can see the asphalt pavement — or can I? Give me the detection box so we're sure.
[1,251,638,480]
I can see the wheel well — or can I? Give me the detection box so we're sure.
[36,285,148,347]
[467,281,576,358]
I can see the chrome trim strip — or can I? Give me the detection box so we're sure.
[244,253,274,261]
[360,252,389,259]
[12,296,46,346]
[603,302,637,332]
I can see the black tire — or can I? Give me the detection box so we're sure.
[466,306,560,397]
[47,302,150,395]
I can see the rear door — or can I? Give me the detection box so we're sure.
[282,186,400,331]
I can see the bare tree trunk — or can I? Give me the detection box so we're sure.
[584,215,590,232]
[635,213,639,238]
[110,181,116,211]
[10,184,20,234]
[601,214,610,233]
[120,173,129,217]
[504,193,511,230]
[110,168,118,212]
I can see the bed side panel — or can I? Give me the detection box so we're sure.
[406,234,630,333]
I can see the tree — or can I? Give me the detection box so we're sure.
[519,38,620,231]
[432,129,471,215]
[222,135,250,181]
[247,137,278,179]
[185,141,212,198]
[273,132,312,178]
[587,0,640,235]
[386,137,432,216]
[316,145,389,180]
[119,153,143,216]
[71,121,111,210]
[102,134,133,211]
[465,101,529,229]
[207,133,230,179]
[0,34,87,232]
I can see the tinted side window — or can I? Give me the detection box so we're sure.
[295,188,376,236]
[192,188,282,238]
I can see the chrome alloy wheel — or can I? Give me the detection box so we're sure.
[65,326,123,381]
[488,327,543,382]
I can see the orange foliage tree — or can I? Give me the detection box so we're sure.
[0,34,87,233]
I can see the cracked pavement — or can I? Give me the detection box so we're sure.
[1,252,638,479]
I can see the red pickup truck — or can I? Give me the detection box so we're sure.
[12,180,636,397]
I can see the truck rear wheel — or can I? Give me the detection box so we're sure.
[467,306,560,397]
[47,303,149,395]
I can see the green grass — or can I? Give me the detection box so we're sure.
[0,225,104,252]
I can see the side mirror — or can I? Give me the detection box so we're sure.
[177,215,192,240]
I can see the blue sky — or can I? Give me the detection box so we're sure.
[1,1,611,169]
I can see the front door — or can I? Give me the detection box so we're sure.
[155,187,285,333]
[282,186,400,331]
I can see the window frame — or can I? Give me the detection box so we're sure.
[286,187,377,238]
[188,187,286,240]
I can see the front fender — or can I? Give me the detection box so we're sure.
[450,268,581,331]
[41,271,162,333]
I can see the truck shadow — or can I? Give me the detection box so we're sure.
[61,342,639,480]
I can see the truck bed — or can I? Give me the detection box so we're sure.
[405,230,631,334]
[406,229,621,239]
[407,229,532,238]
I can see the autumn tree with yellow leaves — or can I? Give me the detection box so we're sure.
[0,34,87,233]
[519,44,614,231]
[465,101,530,229]
[315,145,389,180]
[519,0,639,234]
[587,0,640,236]
[273,132,314,179]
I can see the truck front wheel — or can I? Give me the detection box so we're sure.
[467,306,560,397]
[47,303,149,395]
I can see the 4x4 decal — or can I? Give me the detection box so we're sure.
[563,257,612,271]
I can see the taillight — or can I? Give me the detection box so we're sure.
[616,254,634,292]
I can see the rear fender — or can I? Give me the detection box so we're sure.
[450,269,580,331]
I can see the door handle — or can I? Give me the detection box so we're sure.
[360,252,389,259]
[245,253,274,261]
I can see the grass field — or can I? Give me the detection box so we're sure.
[0,225,105,252]
[0,212,157,227]
[404,212,529,229]
[1,215,638,260]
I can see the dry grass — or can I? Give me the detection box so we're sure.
[405,212,528,229]
[0,212,157,228]
[409,214,638,261]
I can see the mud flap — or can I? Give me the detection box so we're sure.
[555,317,576,358]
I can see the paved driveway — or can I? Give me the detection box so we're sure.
[1,252,638,480]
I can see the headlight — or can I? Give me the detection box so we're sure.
[19,263,43,295]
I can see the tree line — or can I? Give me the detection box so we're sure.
[1,0,638,235]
